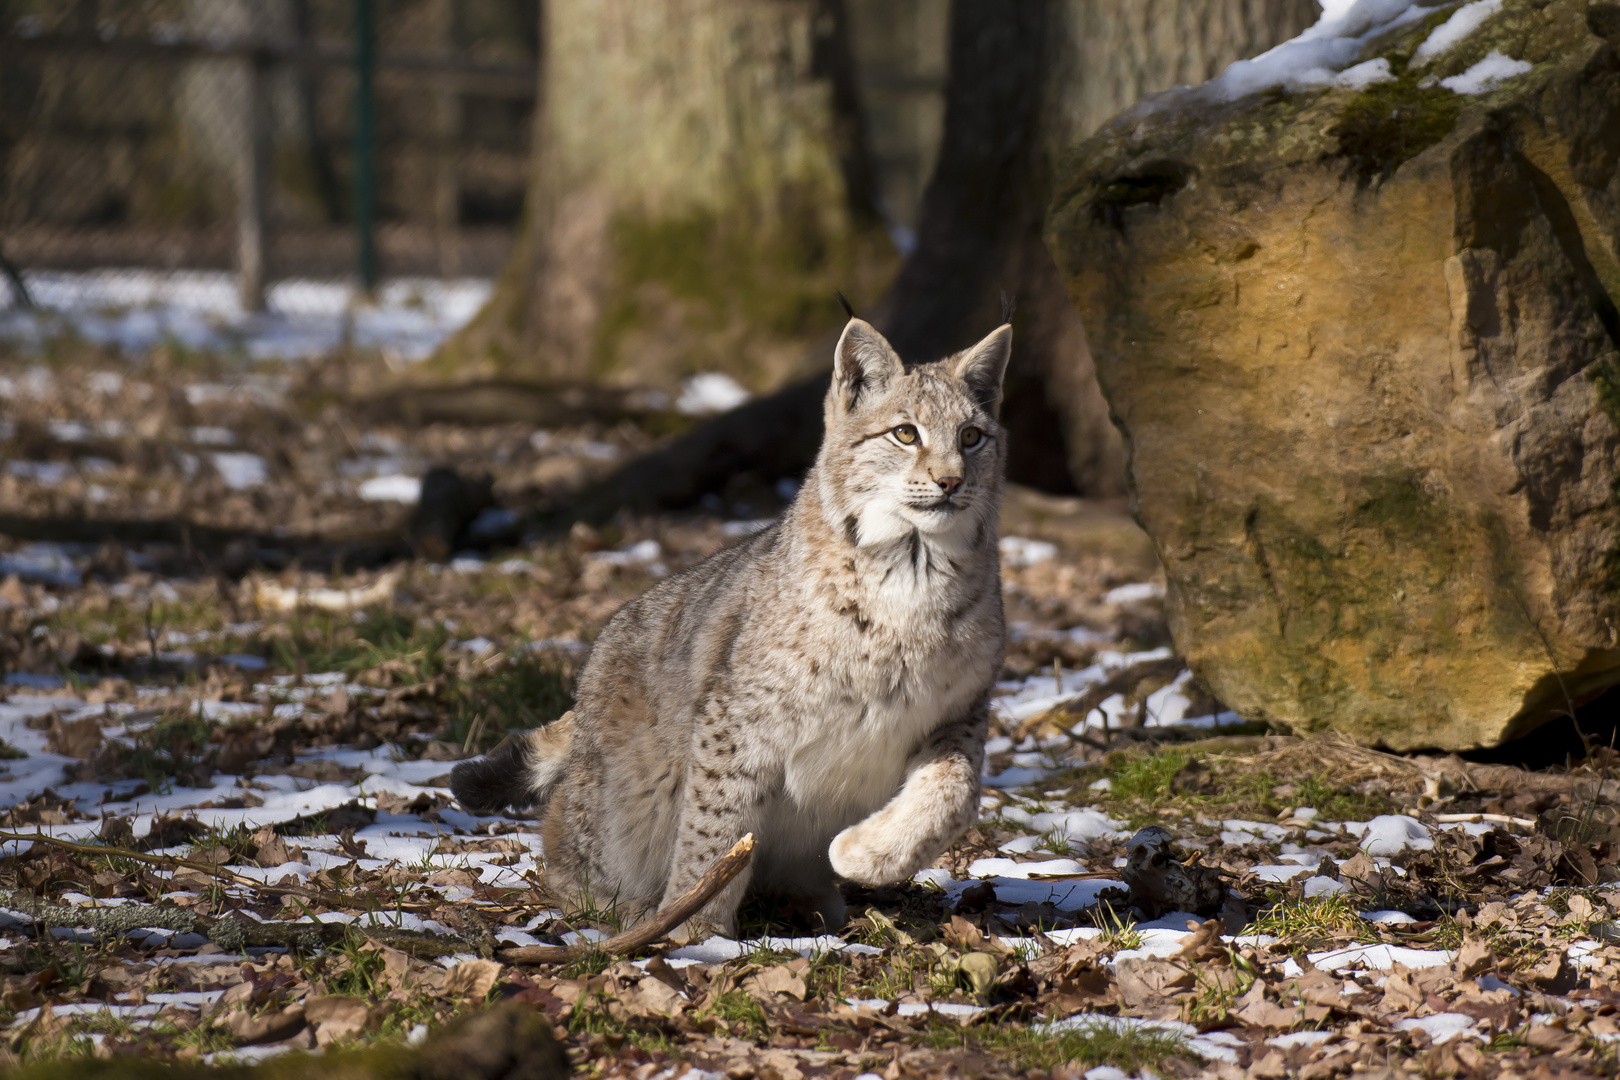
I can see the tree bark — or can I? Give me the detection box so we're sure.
[566,0,1321,514]
[434,0,890,394]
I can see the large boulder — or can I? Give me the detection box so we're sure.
[1046,0,1620,750]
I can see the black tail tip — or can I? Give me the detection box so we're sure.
[448,734,536,815]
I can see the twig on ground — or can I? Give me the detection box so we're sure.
[0,827,368,908]
[500,833,756,963]
[0,828,516,923]
[0,884,481,957]
[1019,655,1185,741]
[1431,812,1538,829]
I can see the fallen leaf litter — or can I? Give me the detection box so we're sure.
[0,355,1615,1077]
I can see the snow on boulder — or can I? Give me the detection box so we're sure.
[1047,0,1620,750]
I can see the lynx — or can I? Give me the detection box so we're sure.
[451,317,1011,937]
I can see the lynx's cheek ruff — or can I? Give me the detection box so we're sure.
[450,316,1012,936]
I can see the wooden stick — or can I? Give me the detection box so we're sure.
[0,828,356,908]
[1431,812,1537,829]
[1,828,271,888]
[500,833,756,964]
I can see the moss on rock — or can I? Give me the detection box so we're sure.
[1047,0,1620,750]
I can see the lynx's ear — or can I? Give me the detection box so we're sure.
[832,319,905,414]
[953,324,1013,416]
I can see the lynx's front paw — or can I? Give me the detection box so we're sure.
[830,818,916,885]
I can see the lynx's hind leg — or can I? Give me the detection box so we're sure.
[829,710,985,885]
[450,711,575,814]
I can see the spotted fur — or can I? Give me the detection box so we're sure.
[450,318,1011,937]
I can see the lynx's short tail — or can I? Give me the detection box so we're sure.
[449,710,575,815]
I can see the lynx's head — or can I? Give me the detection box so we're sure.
[816,318,1011,547]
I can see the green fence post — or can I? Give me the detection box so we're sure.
[353,0,377,293]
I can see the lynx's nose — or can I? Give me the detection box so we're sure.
[935,475,962,495]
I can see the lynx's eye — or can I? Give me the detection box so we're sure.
[892,424,919,445]
[960,426,983,449]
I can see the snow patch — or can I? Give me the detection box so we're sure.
[1103,581,1162,605]
[210,452,268,490]
[676,373,750,415]
[1438,50,1533,94]
[1202,0,1433,101]
[0,543,82,587]
[1308,943,1453,972]
[588,540,663,568]
[1396,1013,1484,1044]
[1359,815,1435,855]
[1269,1030,1336,1049]
[0,270,492,361]
[965,857,1086,880]
[1413,0,1504,63]
[358,474,423,503]
[1332,57,1394,88]
[999,536,1057,568]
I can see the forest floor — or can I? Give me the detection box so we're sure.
[0,348,1616,1080]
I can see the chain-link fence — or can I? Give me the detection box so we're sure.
[0,0,537,314]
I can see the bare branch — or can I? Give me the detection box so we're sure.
[500,833,756,963]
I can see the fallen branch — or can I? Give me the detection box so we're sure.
[1017,655,1186,741]
[0,828,362,909]
[0,884,483,958]
[1432,812,1538,829]
[500,833,756,963]
[4,827,275,889]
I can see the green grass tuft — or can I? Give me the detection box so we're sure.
[923,1019,1189,1072]
[1245,894,1378,950]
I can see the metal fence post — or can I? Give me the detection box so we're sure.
[237,48,271,312]
[353,0,377,293]
[432,0,460,277]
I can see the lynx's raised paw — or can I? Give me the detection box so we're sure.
[829,819,918,886]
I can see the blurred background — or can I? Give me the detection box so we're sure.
[0,0,1319,562]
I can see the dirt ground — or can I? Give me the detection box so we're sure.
[0,350,1616,1079]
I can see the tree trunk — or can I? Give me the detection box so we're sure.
[434,0,891,394]
[566,0,1320,515]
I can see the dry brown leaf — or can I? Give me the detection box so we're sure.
[427,868,480,888]
[46,714,103,758]
[1113,957,1193,1007]
[622,976,686,1017]
[361,940,416,992]
[1248,1049,1289,1078]
[1453,936,1493,979]
[443,958,502,1001]
[745,964,807,1001]
[1233,982,1305,1029]
[303,994,370,1046]
[1377,969,1422,1015]
[1173,918,1223,962]
[225,1005,305,1046]
[249,825,297,868]
[943,915,986,951]
[1337,852,1380,884]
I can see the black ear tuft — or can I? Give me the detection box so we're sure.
[1000,290,1016,325]
[832,318,905,413]
[835,290,855,319]
[449,734,539,814]
[953,323,1014,415]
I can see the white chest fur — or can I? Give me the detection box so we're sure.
[779,542,995,826]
